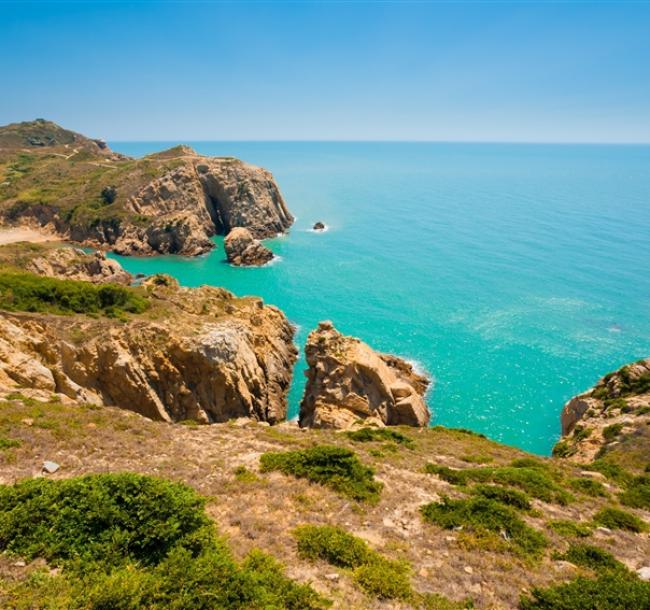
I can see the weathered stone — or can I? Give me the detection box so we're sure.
[299,322,430,429]
[224,227,274,267]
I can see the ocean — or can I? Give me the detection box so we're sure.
[108,141,650,455]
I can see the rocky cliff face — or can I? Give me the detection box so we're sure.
[24,247,132,285]
[0,276,297,424]
[299,321,430,429]
[224,227,274,266]
[0,121,293,256]
[555,358,650,462]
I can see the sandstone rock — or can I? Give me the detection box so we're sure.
[637,566,650,581]
[0,282,297,425]
[26,247,132,285]
[555,357,650,463]
[42,461,60,474]
[299,322,430,429]
[224,227,274,267]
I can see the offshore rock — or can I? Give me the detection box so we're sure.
[299,321,430,429]
[224,227,274,267]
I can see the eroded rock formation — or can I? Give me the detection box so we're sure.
[224,227,274,267]
[556,358,650,462]
[299,321,430,429]
[0,276,297,424]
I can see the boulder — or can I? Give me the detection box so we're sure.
[299,321,430,429]
[224,227,274,267]
[313,222,326,231]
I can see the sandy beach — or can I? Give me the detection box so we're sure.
[0,226,58,245]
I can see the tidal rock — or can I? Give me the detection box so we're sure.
[0,280,297,424]
[224,227,274,267]
[299,321,430,429]
[313,222,326,231]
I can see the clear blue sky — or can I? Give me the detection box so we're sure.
[1,1,649,142]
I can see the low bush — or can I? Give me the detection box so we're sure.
[619,474,650,510]
[293,524,411,600]
[471,484,531,511]
[0,473,328,610]
[585,460,633,486]
[593,506,647,532]
[569,477,608,497]
[345,427,414,448]
[553,543,625,573]
[260,445,383,503]
[294,525,370,568]
[602,423,623,442]
[0,436,21,450]
[520,572,650,609]
[0,271,147,317]
[551,440,575,458]
[547,519,592,538]
[420,496,546,558]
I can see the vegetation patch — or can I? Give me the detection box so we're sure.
[420,496,546,558]
[602,423,624,442]
[345,427,414,448]
[0,436,20,450]
[0,271,147,317]
[293,524,411,600]
[547,519,592,538]
[260,445,383,503]
[619,473,650,510]
[569,477,609,497]
[593,506,647,532]
[553,543,626,573]
[0,473,328,609]
[520,572,650,610]
[471,484,532,511]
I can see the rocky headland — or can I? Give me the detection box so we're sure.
[299,321,430,429]
[224,227,275,266]
[0,120,293,256]
[555,358,650,463]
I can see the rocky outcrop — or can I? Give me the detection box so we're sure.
[555,358,650,462]
[25,247,132,285]
[0,276,297,424]
[0,121,293,257]
[313,222,326,231]
[299,321,430,429]
[224,227,274,267]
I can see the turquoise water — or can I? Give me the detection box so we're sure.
[108,141,650,455]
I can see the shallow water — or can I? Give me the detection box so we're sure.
[108,141,650,455]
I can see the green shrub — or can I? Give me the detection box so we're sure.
[585,460,633,486]
[569,477,608,497]
[293,524,411,600]
[0,474,328,610]
[294,525,370,568]
[593,507,647,532]
[552,440,575,458]
[424,463,470,485]
[353,556,412,600]
[547,519,592,538]
[260,445,383,503]
[520,572,650,609]
[420,496,546,558]
[471,484,531,511]
[572,425,592,441]
[602,423,623,442]
[619,474,650,510]
[553,543,625,573]
[0,272,147,317]
[0,436,21,450]
[345,427,414,448]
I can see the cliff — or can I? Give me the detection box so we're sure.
[555,358,650,464]
[0,270,296,424]
[0,120,293,256]
[299,321,430,428]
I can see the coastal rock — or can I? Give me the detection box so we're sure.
[555,357,650,463]
[299,321,430,429]
[0,279,297,424]
[313,222,326,231]
[25,247,132,285]
[0,121,293,257]
[224,227,274,267]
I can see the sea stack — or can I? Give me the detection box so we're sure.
[299,321,430,429]
[313,221,326,231]
[224,227,274,266]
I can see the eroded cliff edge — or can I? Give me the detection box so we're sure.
[0,120,293,255]
[0,260,297,424]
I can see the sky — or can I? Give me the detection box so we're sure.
[1,1,649,142]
